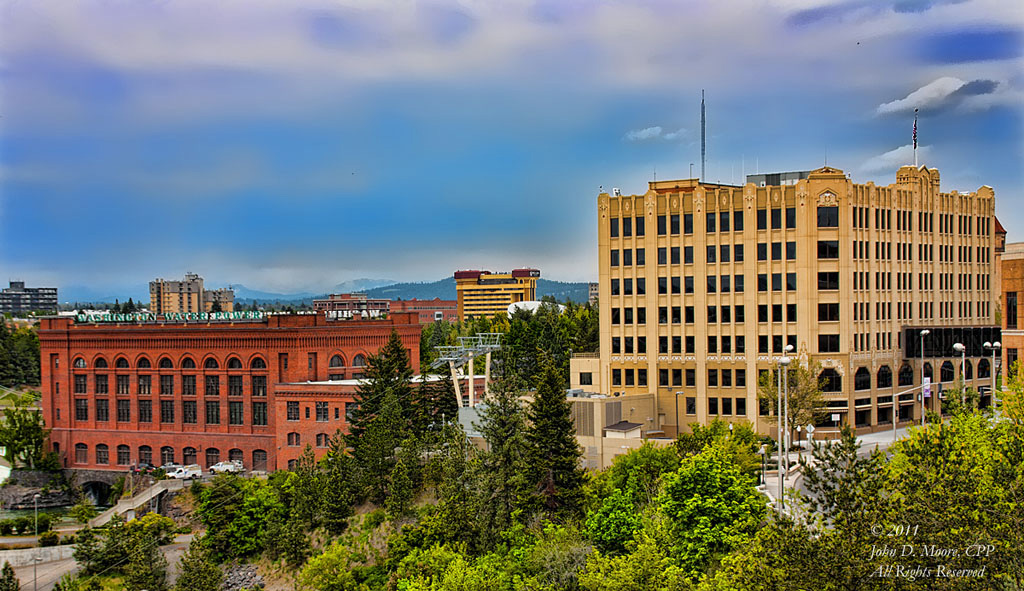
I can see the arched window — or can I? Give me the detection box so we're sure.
[229,449,243,463]
[287,432,301,446]
[96,444,109,465]
[898,364,914,387]
[923,363,933,380]
[95,357,109,368]
[73,357,87,369]
[329,355,345,368]
[138,445,152,464]
[316,433,329,447]
[964,360,973,380]
[941,361,955,382]
[854,368,871,391]
[182,357,196,369]
[161,446,175,466]
[227,357,242,369]
[353,354,366,367]
[204,358,219,369]
[115,358,129,369]
[183,447,197,465]
[252,449,268,471]
[117,444,130,465]
[819,369,842,393]
[159,358,173,369]
[978,358,991,379]
[206,448,220,467]
[877,366,892,389]
[137,357,151,369]
[75,443,88,464]
[250,357,267,369]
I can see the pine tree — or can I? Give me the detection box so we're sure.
[210,300,222,313]
[291,445,322,530]
[0,562,20,591]
[386,453,414,518]
[354,389,405,503]
[525,360,585,519]
[174,537,222,591]
[123,534,167,591]
[124,298,136,313]
[112,300,121,313]
[320,434,354,535]
[348,330,413,442]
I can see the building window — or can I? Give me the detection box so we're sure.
[658,215,666,235]
[183,400,197,424]
[1008,292,1018,329]
[230,401,244,425]
[819,369,842,392]
[206,448,220,467]
[786,241,796,260]
[818,240,839,259]
[75,399,88,421]
[95,374,108,394]
[771,242,781,261]
[855,368,871,390]
[818,272,840,290]
[287,432,301,446]
[686,397,696,415]
[877,366,893,389]
[612,369,621,386]
[709,397,719,415]
[636,216,645,236]
[316,433,329,448]
[75,443,88,464]
[182,446,196,465]
[252,375,267,397]
[117,399,130,422]
[138,375,151,395]
[117,375,130,395]
[205,375,219,396]
[74,375,88,394]
[96,399,109,422]
[253,402,268,426]
[287,401,300,421]
[117,444,130,465]
[139,445,152,465]
[229,375,243,396]
[316,401,329,422]
[818,206,839,227]
[610,250,619,266]
[736,397,747,416]
[139,400,152,423]
[183,375,196,396]
[819,303,840,322]
[819,334,841,353]
[610,218,619,237]
[206,400,220,424]
[758,243,767,261]
[160,375,174,396]
[785,207,796,229]
[161,400,175,423]
[757,209,767,230]
[252,449,268,471]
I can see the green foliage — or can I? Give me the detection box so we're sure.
[675,419,761,477]
[525,360,586,520]
[71,514,173,586]
[658,447,767,579]
[584,488,640,556]
[0,321,41,387]
[0,391,54,469]
[756,360,827,443]
[586,442,679,511]
[298,540,365,591]
[320,435,355,536]
[355,389,406,504]
[579,530,691,591]
[697,516,820,591]
[264,514,312,567]
[348,330,413,443]
[39,530,59,546]
[123,533,167,591]
[174,537,222,591]
[70,498,98,523]
[0,562,19,591]
[386,451,415,518]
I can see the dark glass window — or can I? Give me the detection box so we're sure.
[610,218,619,237]
[183,401,197,424]
[139,400,152,423]
[758,243,767,261]
[183,375,196,395]
[819,303,840,321]
[818,206,839,227]
[819,334,841,353]
[757,209,767,230]
[672,214,681,234]
[786,241,796,260]
[205,375,219,396]
[707,246,716,263]
[706,212,716,233]
[658,215,666,235]
[818,272,840,290]
[772,242,782,260]
[734,244,744,261]
[230,401,244,425]
[205,401,220,424]
[786,207,796,228]
[253,402,268,426]
[75,399,88,421]
[720,211,730,232]
[771,208,782,229]
[229,375,243,396]
[818,240,839,259]
[117,399,130,422]
[287,401,300,421]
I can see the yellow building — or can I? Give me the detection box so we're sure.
[573,165,999,438]
[455,268,539,319]
[149,273,235,314]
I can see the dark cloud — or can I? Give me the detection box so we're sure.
[917,28,1024,63]
[788,0,966,26]
[420,4,476,44]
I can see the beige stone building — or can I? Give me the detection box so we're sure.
[572,165,999,437]
[149,273,235,314]
[455,268,539,320]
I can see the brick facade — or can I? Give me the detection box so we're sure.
[39,312,421,472]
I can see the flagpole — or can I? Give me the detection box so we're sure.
[913,108,918,167]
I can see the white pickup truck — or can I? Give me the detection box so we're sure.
[168,464,203,480]
[209,460,244,474]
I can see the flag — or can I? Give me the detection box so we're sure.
[913,108,918,150]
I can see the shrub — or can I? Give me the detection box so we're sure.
[37,513,53,532]
[0,521,13,536]
[69,499,98,524]
[39,531,59,547]
[13,517,31,535]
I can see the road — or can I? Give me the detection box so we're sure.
[11,534,194,591]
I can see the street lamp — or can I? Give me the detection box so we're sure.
[783,344,794,473]
[953,342,966,405]
[675,391,683,438]
[778,355,791,509]
[920,330,930,427]
[985,341,1001,410]
[33,493,40,536]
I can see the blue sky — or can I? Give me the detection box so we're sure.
[1,0,1022,296]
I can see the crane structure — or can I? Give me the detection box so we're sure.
[430,333,502,408]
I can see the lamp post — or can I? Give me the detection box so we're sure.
[953,342,966,405]
[33,493,40,536]
[782,344,794,474]
[920,330,930,427]
[778,355,792,509]
[985,341,1001,410]
[33,555,42,591]
[675,391,682,438]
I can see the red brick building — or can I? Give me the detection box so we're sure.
[389,298,459,324]
[39,311,421,472]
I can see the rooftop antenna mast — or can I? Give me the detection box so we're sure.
[701,90,706,183]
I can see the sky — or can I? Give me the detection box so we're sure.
[1,0,1022,297]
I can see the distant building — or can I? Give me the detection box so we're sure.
[1001,242,1024,380]
[389,298,459,324]
[312,293,388,320]
[149,273,234,314]
[589,282,599,305]
[0,281,58,313]
[454,268,539,320]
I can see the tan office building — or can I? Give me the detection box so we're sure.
[574,165,999,437]
[149,273,235,314]
[455,268,539,320]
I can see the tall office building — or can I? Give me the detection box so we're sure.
[0,281,58,313]
[575,165,999,437]
[455,268,539,320]
[149,273,234,314]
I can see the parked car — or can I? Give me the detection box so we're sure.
[209,460,244,474]
[169,464,202,480]
[131,462,155,474]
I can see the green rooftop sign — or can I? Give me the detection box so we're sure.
[76,311,266,323]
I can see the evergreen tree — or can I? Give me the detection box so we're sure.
[124,298,136,313]
[174,537,222,591]
[123,534,167,591]
[525,360,586,519]
[348,330,413,442]
[210,300,222,313]
[0,562,19,591]
[71,527,101,574]
[291,445,322,530]
[354,389,405,503]
[386,452,414,518]
[319,433,354,535]
[112,300,121,313]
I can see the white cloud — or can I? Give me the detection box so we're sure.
[624,126,686,141]
[861,144,933,172]
[876,77,965,114]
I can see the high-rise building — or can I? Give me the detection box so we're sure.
[0,281,58,313]
[313,293,389,320]
[1000,242,1024,380]
[455,268,539,320]
[149,273,234,314]
[576,165,999,437]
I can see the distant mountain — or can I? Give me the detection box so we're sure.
[364,277,592,304]
[59,284,149,305]
[331,278,395,293]
[232,285,322,302]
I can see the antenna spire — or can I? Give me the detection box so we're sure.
[701,90,706,183]
[913,108,919,167]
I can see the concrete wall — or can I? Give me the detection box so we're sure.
[0,544,75,567]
